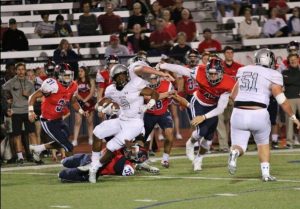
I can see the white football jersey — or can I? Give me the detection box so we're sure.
[105,77,146,120]
[40,78,59,94]
[235,65,283,106]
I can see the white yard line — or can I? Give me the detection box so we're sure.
[2,172,300,183]
[1,149,299,172]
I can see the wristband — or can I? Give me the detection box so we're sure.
[79,109,84,115]
[290,115,297,121]
[97,106,104,112]
[28,105,34,111]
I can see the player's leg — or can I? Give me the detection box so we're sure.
[86,111,94,145]
[228,108,251,175]
[72,112,82,146]
[169,103,183,140]
[143,113,158,150]
[159,112,174,168]
[251,109,275,181]
[89,118,121,183]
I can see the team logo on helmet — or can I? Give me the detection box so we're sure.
[206,58,224,86]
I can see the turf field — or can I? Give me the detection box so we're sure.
[1,149,300,209]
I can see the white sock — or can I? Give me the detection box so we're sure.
[162,153,169,162]
[91,151,101,167]
[194,154,203,162]
[32,144,46,153]
[272,134,279,143]
[261,162,270,177]
[17,152,24,160]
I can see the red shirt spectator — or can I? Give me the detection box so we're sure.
[176,9,196,42]
[222,46,243,78]
[269,0,289,21]
[150,19,173,53]
[197,28,222,53]
[98,2,123,35]
[162,9,177,40]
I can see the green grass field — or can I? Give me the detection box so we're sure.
[1,149,300,209]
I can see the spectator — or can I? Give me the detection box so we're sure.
[127,2,147,33]
[162,9,177,41]
[73,66,96,146]
[171,0,192,25]
[78,1,98,36]
[217,0,242,17]
[147,1,163,31]
[200,51,210,66]
[97,2,123,35]
[149,19,173,55]
[135,0,152,15]
[0,18,8,48]
[55,14,73,37]
[104,34,130,57]
[2,18,28,52]
[217,46,243,152]
[287,7,300,36]
[282,53,300,148]
[176,9,196,42]
[263,7,288,38]
[34,12,56,38]
[53,39,80,79]
[197,28,222,53]
[26,69,35,84]
[2,63,40,165]
[239,8,261,39]
[168,32,191,64]
[269,0,289,21]
[127,24,150,53]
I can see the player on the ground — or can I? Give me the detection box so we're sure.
[228,48,300,181]
[158,58,236,171]
[28,63,89,159]
[89,64,160,183]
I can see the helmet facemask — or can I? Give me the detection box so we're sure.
[148,74,160,89]
[59,70,74,87]
[206,58,224,86]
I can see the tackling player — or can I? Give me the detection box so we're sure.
[158,58,236,171]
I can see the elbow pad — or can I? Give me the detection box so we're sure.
[275,93,287,105]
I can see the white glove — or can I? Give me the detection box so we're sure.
[146,99,156,109]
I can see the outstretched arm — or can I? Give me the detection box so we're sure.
[134,65,175,81]
[159,63,191,77]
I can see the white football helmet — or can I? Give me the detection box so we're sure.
[254,48,275,69]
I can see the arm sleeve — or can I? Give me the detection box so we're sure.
[159,63,191,77]
[40,78,59,94]
[204,92,230,119]
[271,70,283,86]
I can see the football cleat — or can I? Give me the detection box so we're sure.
[193,157,202,171]
[72,140,78,146]
[161,160,169,168]
[135,162,160,174]
[228,150,239,175]
[78,163,91,172]
[29,145,42,162]
[262,175,277,182]
[16,159,24,166]
[186,138,195,161]
[88,165,99,183]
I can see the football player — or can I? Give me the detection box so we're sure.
[89,64,160,183]
[144,73,176,168]
[228,48,300,181]
[96,55,119,102]
[158,57,236,171]
[28,63,89,160]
